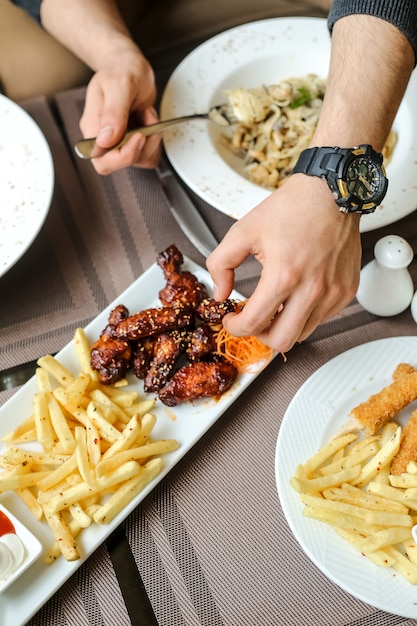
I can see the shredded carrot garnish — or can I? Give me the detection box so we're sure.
[216,327,274,372]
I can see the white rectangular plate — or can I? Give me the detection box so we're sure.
[0,256,271,625]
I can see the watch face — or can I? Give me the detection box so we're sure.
[346,156,383,202]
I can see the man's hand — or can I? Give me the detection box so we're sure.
[207,175,361,353]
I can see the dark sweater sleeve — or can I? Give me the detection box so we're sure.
[328,0,417,65]
[11,0,42,22]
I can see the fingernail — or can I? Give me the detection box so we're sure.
[213,283,220,299]
[97,126,114,141]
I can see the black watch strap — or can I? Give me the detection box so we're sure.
[292,146,347,177]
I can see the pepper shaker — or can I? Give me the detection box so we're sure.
[356,235,414,316]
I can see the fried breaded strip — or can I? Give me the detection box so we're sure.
[392,363,417,381]
[391,410,417,475]
[349,370,417,435]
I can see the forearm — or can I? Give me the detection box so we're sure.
[40,0,141,71]
[314,14,415,150]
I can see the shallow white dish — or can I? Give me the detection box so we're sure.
[0,94,54,278]
[161,17,417,233]
[0,256,271,625]
[0,504,42,594]
[275,336,417,618]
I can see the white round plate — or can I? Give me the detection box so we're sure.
[275,336,417,618]
[0,94,54,278]
[161,17,417,232]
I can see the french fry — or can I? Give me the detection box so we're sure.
[15,487,43,521]
[367,481,417,510]
[86,419,101,467]
[333,527,395,567]
[86,401,122,443]
[45,460,141,514]
[93,458,162,524]
[291,465,361,494]
[36,453,78,492]
[358,527,412,552]
[37,355,75,388]
[95,439,179,478]
[74,426,96,486]
[386,546,417,584]
[352,425,401,488]
[1,415,36,443]
[73,328,96,376]
[0,470,51,492]
[302,504,383,536]
[389,473,417,488]
[44,503,100,565]
[98,386,139,407]
[123,399,156,418]
[33,391,55,451]
[69,503,93,528]
[101,413,143,461]
[0,328,180,564]
[319,441,379,476]
[2,447,70,467]
[43,509,80,561]
[48,395,76,454]
[302,433,357,477]
[36,366,52,393]
[54,372,92,413]
[322,484,409,514]
[89,389,129,424]
[301,493,413,527]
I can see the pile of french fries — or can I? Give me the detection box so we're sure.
[290,419,417,584]
[0,328,179,564]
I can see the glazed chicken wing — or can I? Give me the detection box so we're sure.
[157,244,209,309]
[114,305,193,341]
[196,298,238,323]
[158,358,238,406]
[132,337,156,379]
[144,330,188,392]
[186,324,217,362]
[90,304,132,384]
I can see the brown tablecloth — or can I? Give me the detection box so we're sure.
[1,87,417,626]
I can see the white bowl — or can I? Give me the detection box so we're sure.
[161,17,417,233]
[0,503,42,593]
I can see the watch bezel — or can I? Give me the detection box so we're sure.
[330,145,388,214]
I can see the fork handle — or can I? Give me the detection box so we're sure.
[74,114,207,159]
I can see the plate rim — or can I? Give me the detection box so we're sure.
[0,94,55,279]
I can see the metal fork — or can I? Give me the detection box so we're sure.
[74,103,237,159]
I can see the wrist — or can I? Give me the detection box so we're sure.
[292,145,388,215]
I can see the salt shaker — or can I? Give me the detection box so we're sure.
[356,235,414,316]
[411,291,417,323]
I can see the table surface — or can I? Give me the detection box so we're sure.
[1,83,417,626]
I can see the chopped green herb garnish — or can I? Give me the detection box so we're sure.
[289,88,311,109]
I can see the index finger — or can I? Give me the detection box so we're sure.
[221,270,284,339]
[80,76,131,147]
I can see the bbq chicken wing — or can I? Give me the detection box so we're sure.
[157,358,238,406]
[90,305,132,385]
[157,244,209,309]
[196,298,238,323]
[114,305,193,341]
[186,324,217,362]
[144,330,188,392]
[131,337,156,380]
